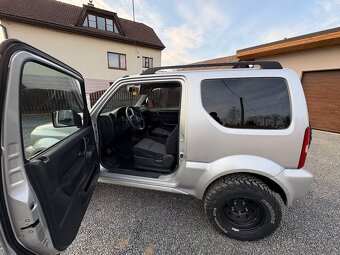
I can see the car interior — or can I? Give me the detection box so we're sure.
[97,82,181,178]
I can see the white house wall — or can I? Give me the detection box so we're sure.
[0,20,162,94]
[255,45,340,78]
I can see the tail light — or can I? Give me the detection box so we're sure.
[297,127,311,169]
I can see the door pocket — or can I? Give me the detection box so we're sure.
[59,157,85,196]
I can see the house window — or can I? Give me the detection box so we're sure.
[142,57,153,68]
[108,52,126,70]
[83,14,119,33]
[106,18,114,32]
[88,14,97,28]
[97,16,105,30]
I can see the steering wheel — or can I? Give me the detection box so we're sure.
[125,106,145,131]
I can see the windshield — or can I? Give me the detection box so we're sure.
[101,84,143,113]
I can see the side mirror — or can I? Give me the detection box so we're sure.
[128,86,140,96]
[52,109,82,128]
[147,99,154,108]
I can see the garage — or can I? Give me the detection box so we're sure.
[230,26,340,133]
[301,70,340,133]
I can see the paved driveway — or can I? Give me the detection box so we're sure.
[64,130,339,255]
[1,130,339,254]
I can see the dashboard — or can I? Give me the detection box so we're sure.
[97,106,147,146]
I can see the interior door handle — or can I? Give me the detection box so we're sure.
[81,137,88,154]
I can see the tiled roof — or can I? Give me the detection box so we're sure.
[0,0,165,49]
[194,55,239,64]
[237,27,340,60]
[188,55,239,70]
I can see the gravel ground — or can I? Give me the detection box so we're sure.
[1,130,339,254]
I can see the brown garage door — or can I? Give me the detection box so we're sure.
[302,70,340,133]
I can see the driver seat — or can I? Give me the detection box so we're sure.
[133,125,179,172]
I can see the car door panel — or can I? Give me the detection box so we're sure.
[25,128,99,250]
[0,39,99,254]
[150,110,179,127]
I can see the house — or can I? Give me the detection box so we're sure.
[194,55,239,68]
[198,27,340,133]
[0,0,165,105]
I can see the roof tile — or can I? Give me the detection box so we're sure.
[0,0,165,49]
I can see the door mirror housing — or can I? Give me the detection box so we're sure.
[52,109,82,128]
[128,85,140,96]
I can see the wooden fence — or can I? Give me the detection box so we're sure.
[89,89,140,109]
[21,87,181,114]
[89,90,106,107]
[20,88,82,114]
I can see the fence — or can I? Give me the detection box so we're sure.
[89,89,141,109]
[21,87,181,114]
[89,90,106,107]
[20,88,82,114]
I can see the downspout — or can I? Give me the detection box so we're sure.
[0,20,9,39]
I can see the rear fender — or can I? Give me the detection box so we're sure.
[180,155,284,199]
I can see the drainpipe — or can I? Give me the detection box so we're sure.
[0,20,9,39]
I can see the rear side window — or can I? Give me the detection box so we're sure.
[201,78,291,129]
[148,87,181,110]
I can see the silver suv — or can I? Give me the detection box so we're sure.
[0,40,313,254]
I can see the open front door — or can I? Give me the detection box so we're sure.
[0,40,99,254]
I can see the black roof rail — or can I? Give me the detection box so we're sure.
[141,61,282,75]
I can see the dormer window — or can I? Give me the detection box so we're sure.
[82,14,119,33]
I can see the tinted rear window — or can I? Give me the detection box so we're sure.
[201,78,291,129]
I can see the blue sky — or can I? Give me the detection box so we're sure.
[60,0,340,65]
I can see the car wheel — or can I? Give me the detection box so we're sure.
[204,174,282,241]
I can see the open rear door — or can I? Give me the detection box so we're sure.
[0,40,99,254]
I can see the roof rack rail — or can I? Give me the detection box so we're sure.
[141,61,282,75]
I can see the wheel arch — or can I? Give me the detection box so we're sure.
[202,172,288,206]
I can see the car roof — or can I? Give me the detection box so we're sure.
[126,67,294,80]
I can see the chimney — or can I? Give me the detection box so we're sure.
[88,0,94,7]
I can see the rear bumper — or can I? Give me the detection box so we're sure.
[272,168,313,206]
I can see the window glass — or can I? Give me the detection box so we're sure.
[102,85,142,113]
[142,57,153,68]
[83,15,119,33]
[88,14,96,28]
[201,78,291,129]
[120,54,126,69]
[143,57,149,68]
[106,18,113,31]
[108,53,119,68]
[82,16,88,27]
[114,23,119,33]
[148,87,181,110]
[20,62,84,159]
[97,16,105,30]
[108,52,126,69]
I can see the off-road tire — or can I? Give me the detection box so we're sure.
[204,174,282,241]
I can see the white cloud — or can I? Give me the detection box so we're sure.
[161,0,230,65]
[318,0,340,12]
[103,0,229,65]
[255,0,340,46]
[57,0,113,10]
[58,0,230,65]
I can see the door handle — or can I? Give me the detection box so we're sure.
[81,137,88,155]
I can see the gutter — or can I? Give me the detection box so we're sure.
[0,14,165,50]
